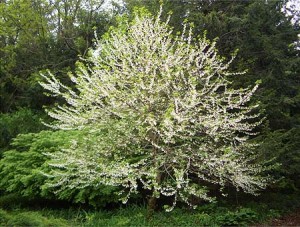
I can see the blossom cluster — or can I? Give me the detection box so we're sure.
[40,9,268,211]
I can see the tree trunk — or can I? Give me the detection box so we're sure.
[147,129,162,218]
[147,171,162,218]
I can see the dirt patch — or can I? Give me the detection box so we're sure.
[270,209,300,226]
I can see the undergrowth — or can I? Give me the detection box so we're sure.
[1,192,300,226]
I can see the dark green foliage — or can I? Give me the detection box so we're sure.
[215,208,258,226]
[0,108,46,154]
[259,128,300,190]
[0,193,31,210]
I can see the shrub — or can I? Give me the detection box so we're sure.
[0,193,30,209]
[216,208,259,226]
[0,108,46,154]
[0,209,10,225]
[0,130,120,207]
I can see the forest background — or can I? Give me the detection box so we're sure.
[0,0,299,226]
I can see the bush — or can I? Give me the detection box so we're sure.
[0,130,121,207]
[0,193,30,209]
[216,208,259,226]
[0,108,46,154]
[0,209,10,224]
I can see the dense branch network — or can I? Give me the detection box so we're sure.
[40,9,268,211]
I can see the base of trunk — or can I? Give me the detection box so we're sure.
[147,196,157,219]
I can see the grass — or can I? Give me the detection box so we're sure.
[0,206,258,226]
[0,191,300,226]
[0,209,70,226]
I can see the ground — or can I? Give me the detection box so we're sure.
[270,209,300,226]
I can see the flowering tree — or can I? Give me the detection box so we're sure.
[40,9,268,211]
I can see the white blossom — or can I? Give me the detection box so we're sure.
[40,8,269,211]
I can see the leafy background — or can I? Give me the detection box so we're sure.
[0,0,299,225]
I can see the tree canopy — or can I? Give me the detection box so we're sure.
[40,9,268,211]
